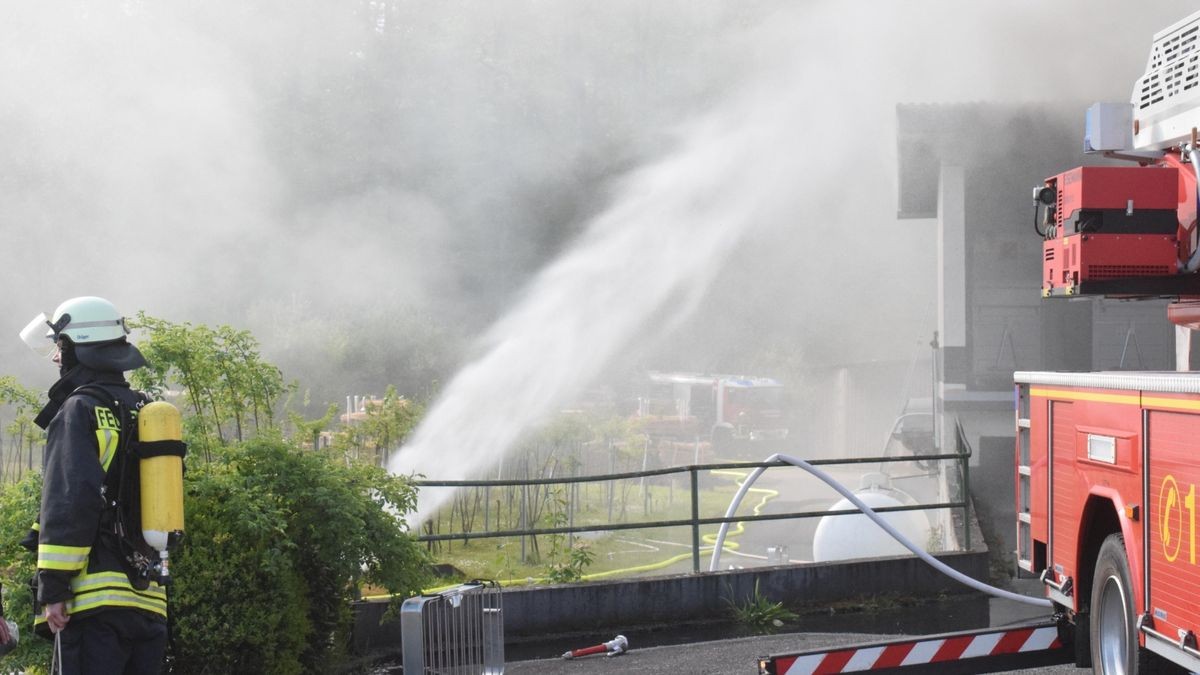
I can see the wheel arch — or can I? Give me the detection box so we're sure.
[1074,489,1137,614]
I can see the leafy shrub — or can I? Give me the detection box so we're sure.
[0,314,432,674]
[169,453,309,674]
[0,436,430,675]
[544,546,595,585]
[171,436,430,674]
[0,473,51,673]
[541,493,594,584]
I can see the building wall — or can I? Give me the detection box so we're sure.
[897,103,1184,578]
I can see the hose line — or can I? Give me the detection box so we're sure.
[708,453,1053,608]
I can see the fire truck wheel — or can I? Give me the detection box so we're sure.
[1072,612,1091,668]
[1090,534,1134,674]
[1090,534,1185,674]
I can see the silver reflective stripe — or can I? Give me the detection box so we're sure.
[39,552,87,563]
[68,572,168,616]
[38,552,87,565]
[69,591,166,616]
[66,319,122,329]
[71,573,166,598]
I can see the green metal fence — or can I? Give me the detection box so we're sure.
[414,440,974,574]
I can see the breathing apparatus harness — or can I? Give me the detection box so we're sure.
[74,384,187,588]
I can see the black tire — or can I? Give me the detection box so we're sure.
[1073,611,1091,668]
[1091,534,1138,674]
[1090,534,1185,674]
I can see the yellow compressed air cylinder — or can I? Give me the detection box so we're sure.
[138,401,185,552]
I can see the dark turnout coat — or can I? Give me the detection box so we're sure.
[31,366,166,636]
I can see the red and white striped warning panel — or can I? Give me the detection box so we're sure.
[759,621,1071,675]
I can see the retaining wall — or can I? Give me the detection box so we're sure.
[351,547,989,656]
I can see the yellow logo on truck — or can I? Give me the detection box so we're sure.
[1160,474,1196,565]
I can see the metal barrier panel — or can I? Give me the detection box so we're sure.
[401,581,504,674]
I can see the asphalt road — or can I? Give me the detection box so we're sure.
[505,631,1082,674]
[505,581,1081,675]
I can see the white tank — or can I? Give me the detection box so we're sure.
[811,476,930,563]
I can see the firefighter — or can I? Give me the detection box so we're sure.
[19,296,167,675]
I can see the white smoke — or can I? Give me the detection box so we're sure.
[390,62,826,521]
[388,0,1200,522]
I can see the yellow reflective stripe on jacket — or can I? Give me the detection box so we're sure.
[31,521,39,532]
[71,572,166,599]
[95,428,118,472]
[37,544,90,571]
[67,571,167,618]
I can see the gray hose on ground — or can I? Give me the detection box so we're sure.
[708,453,1053,608]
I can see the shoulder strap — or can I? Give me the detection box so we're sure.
[69,384,146,431]
[78,387,160,585]
[67,383,114,409]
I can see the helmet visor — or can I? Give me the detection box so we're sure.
[19,313,56,359]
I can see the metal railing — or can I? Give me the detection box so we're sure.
[955,419,973,551]
[414,444,973,574]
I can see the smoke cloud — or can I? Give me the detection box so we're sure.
[0,1,1194,426]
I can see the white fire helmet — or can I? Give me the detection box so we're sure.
[20,296,131,358]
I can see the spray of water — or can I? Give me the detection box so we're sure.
[389,75,809,523]
[390,0,1200,524]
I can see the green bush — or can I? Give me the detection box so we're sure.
[0,315,432,673]
[171,436,430,674]
[0,436,430,675]
[0,473,51,674]
[170,452,309,674]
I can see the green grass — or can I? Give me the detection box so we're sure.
[422,474,763,586]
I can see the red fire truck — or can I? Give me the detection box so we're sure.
[760,9,1200,675]
[637,371,789,449]
[1016,10,1200,672]
[1013,373,1198,672]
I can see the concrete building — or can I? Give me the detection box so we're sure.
[895,102,1183,564]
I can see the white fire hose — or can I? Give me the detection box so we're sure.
[708,453,1053,608]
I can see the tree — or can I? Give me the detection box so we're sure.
[286,399,339,451]
[130,314,290,460]
[0,376,42,483]
[329,385,422,466]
